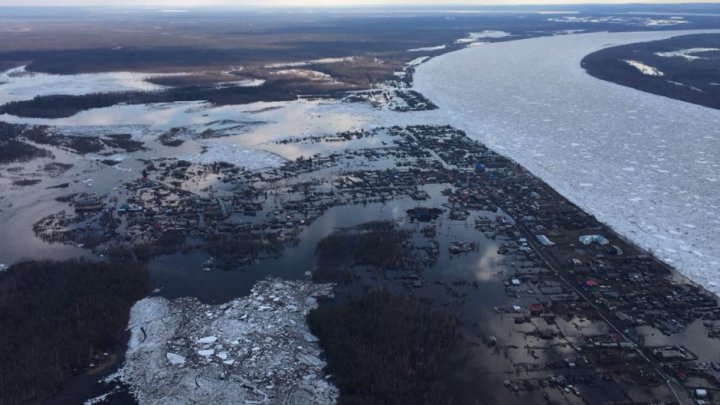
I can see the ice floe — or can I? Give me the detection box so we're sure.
[166,353,186,365]
[118,278,338,405]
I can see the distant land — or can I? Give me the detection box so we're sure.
[583,33,720,110]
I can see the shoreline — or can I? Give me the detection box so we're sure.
[414,29,720,297]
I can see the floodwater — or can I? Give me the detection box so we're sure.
[0,98,444,163]
[415,29,720,295]
[145,185,548,405]
[0,66,169,105]
[147,183,507,305]
[2,30,717,405]
[2,30,718,293]
[0,80,444,265]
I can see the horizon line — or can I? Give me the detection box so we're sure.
[2,1,720,9]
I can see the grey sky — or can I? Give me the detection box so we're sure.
[1,0,718,6]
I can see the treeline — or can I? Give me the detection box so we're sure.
[21,128,145,155]
[0,259,151,405]
[0,122,52,164]
[0,122,25,140]
[24,126,105,155]
[0,79,316,119]
[308,290,461,405]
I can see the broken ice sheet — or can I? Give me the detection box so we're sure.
[119,278,337,405]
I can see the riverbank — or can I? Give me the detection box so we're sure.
[415,29,720,296]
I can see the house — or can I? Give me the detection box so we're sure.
[75,197,103,213]
[585,278,599,288]
[695,389,708,399]
[579,234,609,246]
[536,234,554,246]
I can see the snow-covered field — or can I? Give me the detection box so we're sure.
[415,30,720,294]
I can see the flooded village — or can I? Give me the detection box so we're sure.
[1,9,720,404]
[19,121,720,404]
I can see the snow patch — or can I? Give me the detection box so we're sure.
[216,78,266,88]
[549,16,687,27]
[274,69,336,82]
[407,56,430,67]
[644,18,689,27]
[408,45,447,52]
[622,59,665,76]
[655,47,720,61]
[455,30,511,44]
[265,57,355,69]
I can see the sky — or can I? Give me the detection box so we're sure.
[1,0,719,6]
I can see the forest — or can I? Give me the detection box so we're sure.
[0,259,150,405]
[314,221,414,282]
[0,122,52,164]
[308,290,461,405]
[582,33,720,110]
[0,78,345,119]
[22,127,145,155]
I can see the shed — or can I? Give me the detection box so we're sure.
[536,234,554,246]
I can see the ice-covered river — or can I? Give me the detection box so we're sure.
[414,30,720,294]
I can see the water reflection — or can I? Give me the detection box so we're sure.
[0,66,170,105]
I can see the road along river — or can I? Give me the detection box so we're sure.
[415,30,720,294]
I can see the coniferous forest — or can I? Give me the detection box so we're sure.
[308,291,461,405]
[0,260,150,405]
